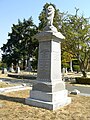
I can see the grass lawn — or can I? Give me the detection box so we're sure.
[0,89,90,120]
[0,82,17,88]
[0,71,90,120]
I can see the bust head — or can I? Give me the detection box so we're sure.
[47,5,55,15]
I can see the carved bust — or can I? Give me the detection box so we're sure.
[43,5,57,32]
[46,5,55,26]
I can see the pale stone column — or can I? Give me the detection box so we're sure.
[70,60,73,72]
[9,63,15,72]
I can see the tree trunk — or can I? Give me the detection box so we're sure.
[81,70,87,77]
[79,60,87,77]
[23,59,26,70]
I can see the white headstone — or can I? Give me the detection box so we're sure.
[70,60,73,72]
[16,66,20,73]
[9,63,15,72]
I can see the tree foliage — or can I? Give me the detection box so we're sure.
[1,17,38,69]
[61,9,90,76]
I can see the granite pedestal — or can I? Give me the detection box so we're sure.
[25,27,71,110]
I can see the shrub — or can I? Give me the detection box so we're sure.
[62,63,70,69]
[0,62,7,69]
[76,77,90,84]
[73,65,80,72]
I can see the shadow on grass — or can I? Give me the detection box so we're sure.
[0,77,34,86]
[8,73,37,80]
[0,94,25,104]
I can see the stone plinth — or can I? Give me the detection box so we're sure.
[25,28,71,110]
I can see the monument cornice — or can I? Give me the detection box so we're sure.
[35,30,65,42]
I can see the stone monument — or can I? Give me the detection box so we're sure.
[9,63,15,72]
[2,68,7,74]
[16,65,20,73]
[25,5,71,110]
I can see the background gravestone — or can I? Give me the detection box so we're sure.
[16,65,20,73]
[2,68,7,74]
[9,63,15,72]
[25,5,71,110]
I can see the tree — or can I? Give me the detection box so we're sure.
[1,17,38,69]
[61,9,90,77]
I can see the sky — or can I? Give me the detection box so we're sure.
[0,0,90,57]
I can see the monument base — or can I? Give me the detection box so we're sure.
[25,96,71,110]
[25,89,71,110]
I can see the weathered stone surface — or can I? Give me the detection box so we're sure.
[35,30,65,41]
[37,39,62,82]
[25,97,71,110]
[30,90,68,102]
[33,81,65,92]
